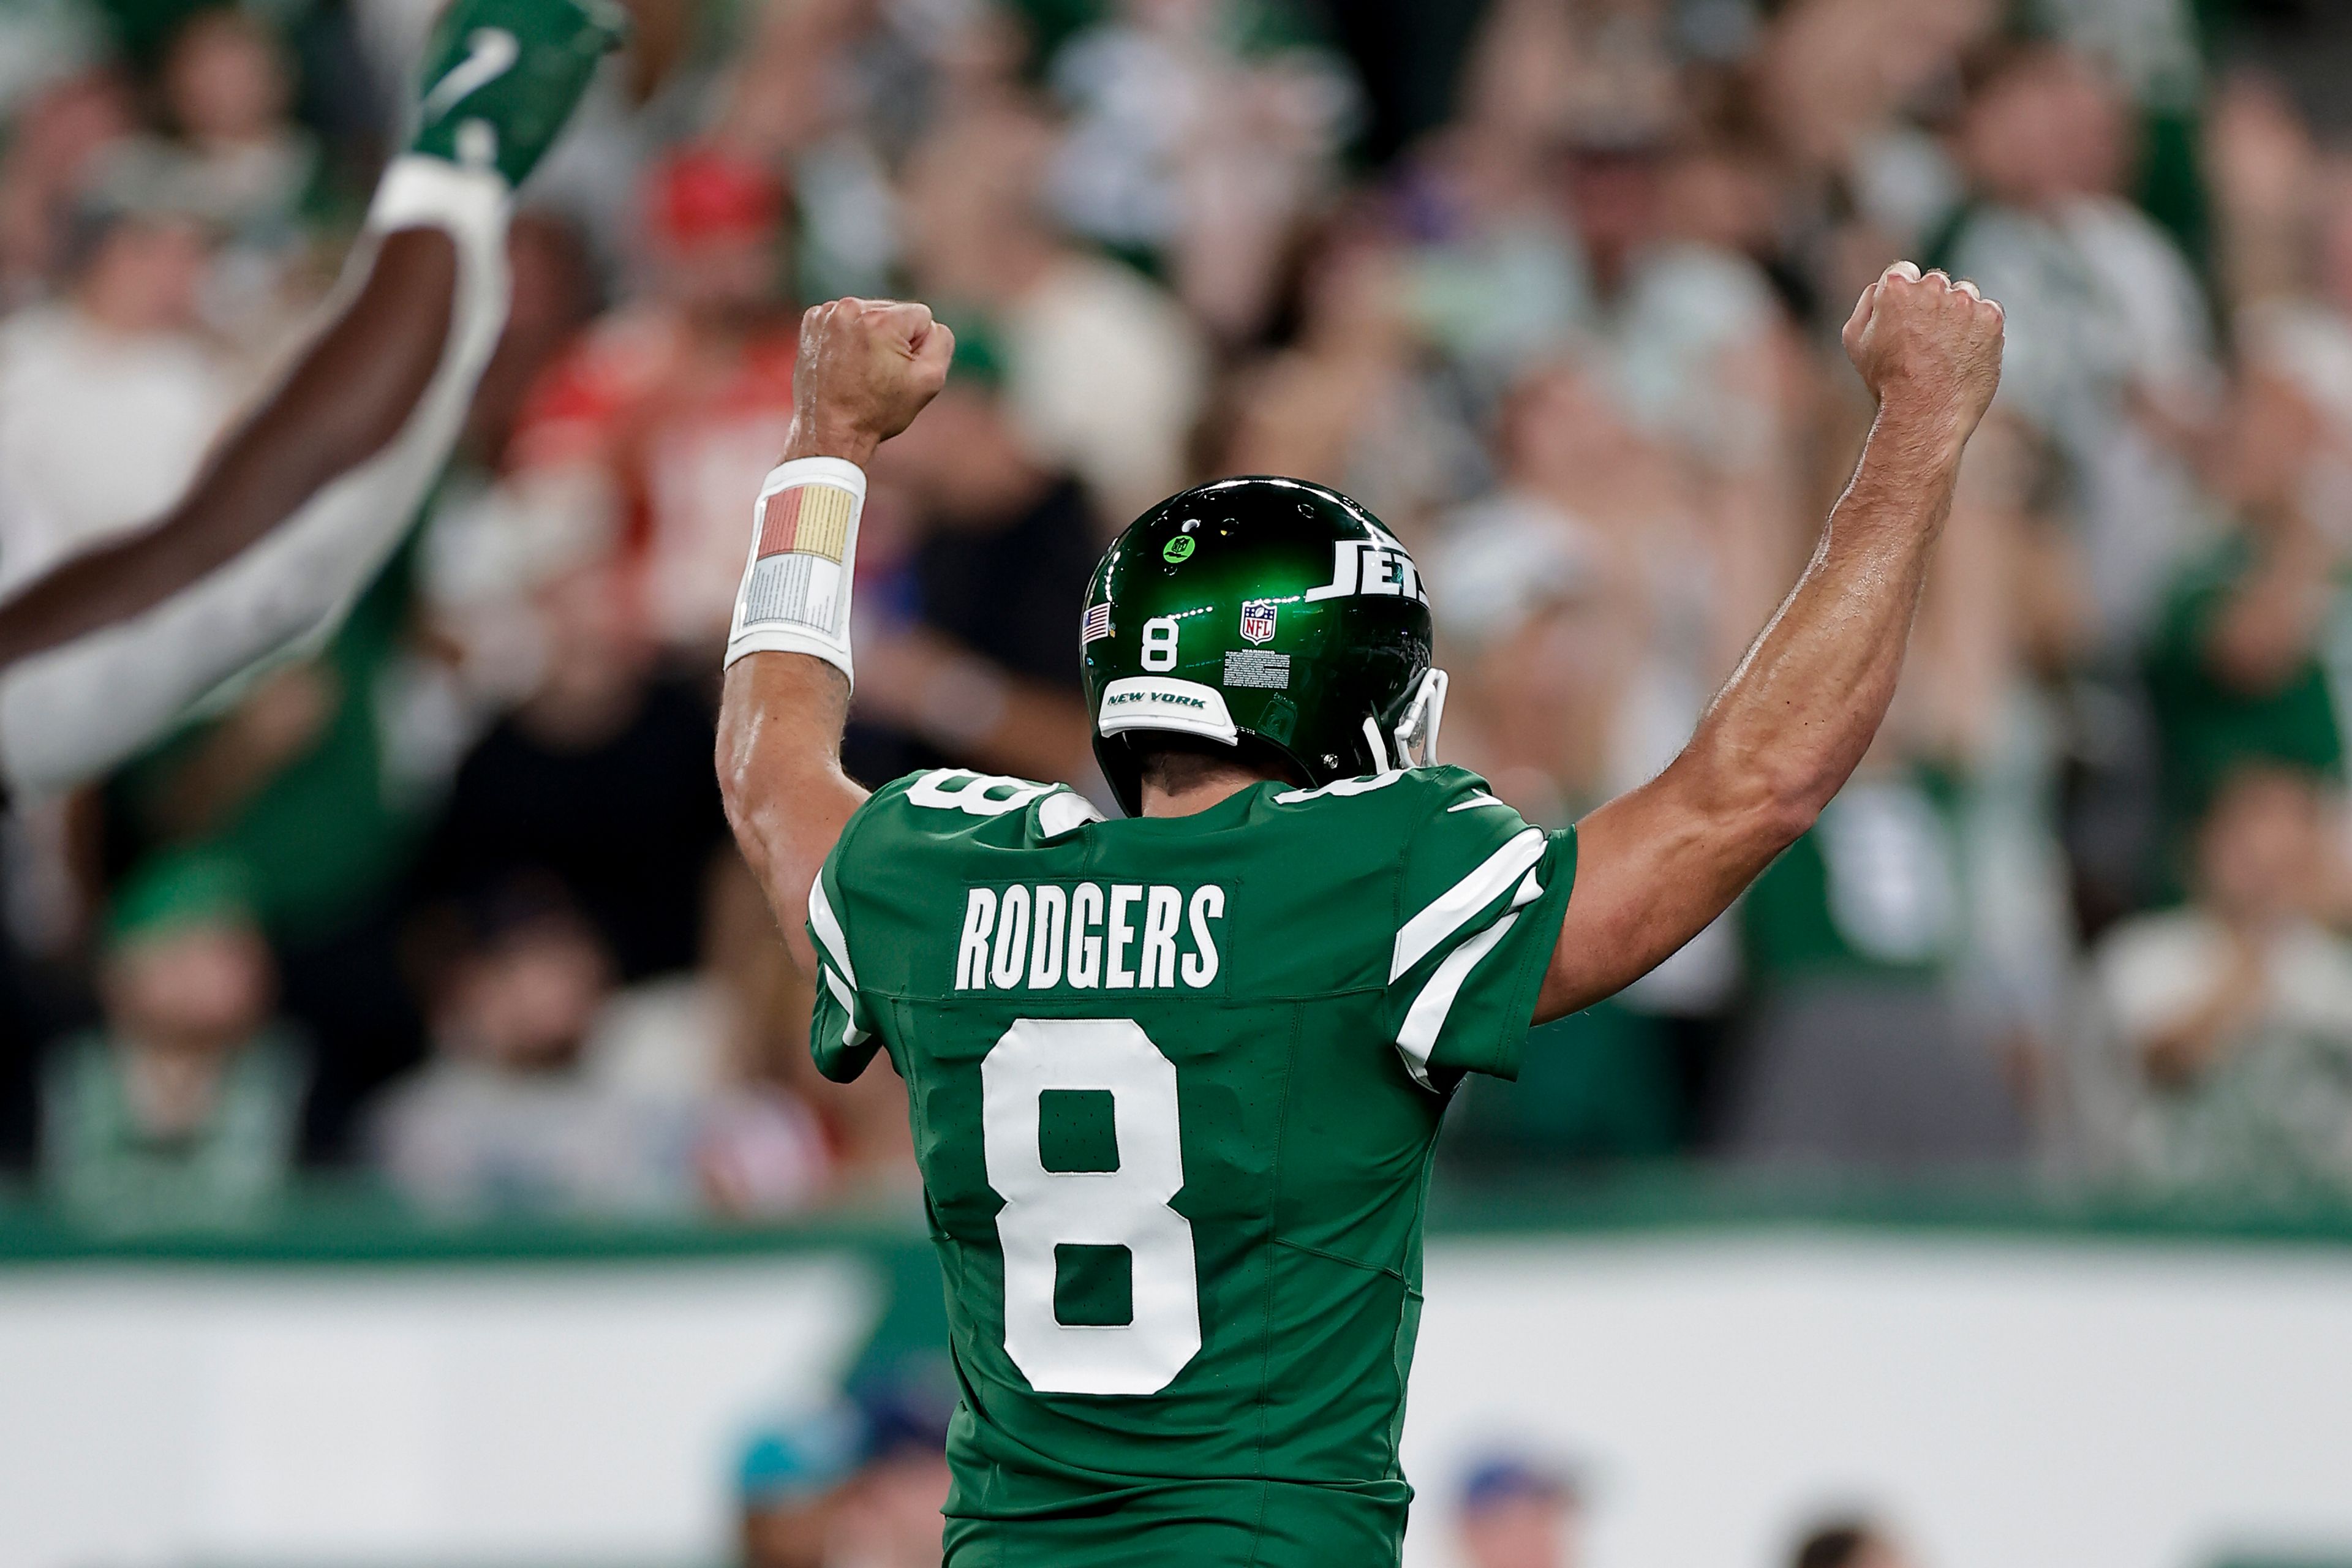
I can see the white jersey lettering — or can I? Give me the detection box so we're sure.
[952,883,1227,993]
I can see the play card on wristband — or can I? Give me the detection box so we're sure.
[725,456,866,685]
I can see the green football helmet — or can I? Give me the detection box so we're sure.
[1082,476,1447,816]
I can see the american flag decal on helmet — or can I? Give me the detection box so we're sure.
[1082,602,1113,643]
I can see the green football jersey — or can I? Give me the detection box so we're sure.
[805,762,1577,1566]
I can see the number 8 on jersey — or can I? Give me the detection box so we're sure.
[982,1017,1202,1395]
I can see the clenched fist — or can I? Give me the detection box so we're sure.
[786,296,956,467]
[1842,262,2005,459]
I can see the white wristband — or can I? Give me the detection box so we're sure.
[367,153,511,251]
[726,456,867,686]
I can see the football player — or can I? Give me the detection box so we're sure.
[0,0,624,800]
[717,265,2003,1564]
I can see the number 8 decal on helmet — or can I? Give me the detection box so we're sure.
[1140,617,1181,672]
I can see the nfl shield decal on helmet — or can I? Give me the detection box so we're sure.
[1239,599,1278,645]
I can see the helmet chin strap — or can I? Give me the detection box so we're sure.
[1368,668,1449,773]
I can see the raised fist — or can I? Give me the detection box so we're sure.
[1842,262,2005,451]
[790,297,956,464]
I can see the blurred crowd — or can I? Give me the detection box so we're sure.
[10,0,2352,1235]
[731,1409,1912,1568]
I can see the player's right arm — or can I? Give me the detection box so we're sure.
[0,230,461,671]
[0,0,626,798]
[715,298,952,971]
[1536,263,2007,1020]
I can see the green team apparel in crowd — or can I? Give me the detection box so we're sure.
[809,764,1573,1564]
[799,477,1575,1564]
[2145,536,2348,870]
[1741,764,1967,986]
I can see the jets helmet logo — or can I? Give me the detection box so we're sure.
[1303,535,1425,605]
[1239,599,1278,645]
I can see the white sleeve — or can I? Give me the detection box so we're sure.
[0,157,510,799]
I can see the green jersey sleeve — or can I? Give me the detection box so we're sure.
[802,769,1099,1082]
[1378,769,1577,1087]
[805,823,884,1084]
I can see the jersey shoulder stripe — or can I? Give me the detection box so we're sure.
[1390,826,1547,980]
[1370,766,1578,1087]
[809,871,858,987]
[806,869,871,1054]
[1395,869,1547,1086]
[850,768,1102,851]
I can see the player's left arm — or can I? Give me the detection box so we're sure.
[1536,263,2006,1021]
[716,298,952,970]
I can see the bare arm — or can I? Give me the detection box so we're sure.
[717,298,952,970]
[1537,263,2006,1020]
[718,652,867,973]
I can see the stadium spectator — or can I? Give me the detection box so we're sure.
[736,1401,864,1568]
[827,1376,956,1568]
[0,69,137,300]
[1722,754,2029,1169]
[1455,1452,1585,1568]
[372,875,702,1218]
[690,851,919,1208]
[1434,358,1776,824]
[2143,309,2352,874]
[1426,352,1806,1137]
[848,327,1102,793]
[1558,133,1804,510]
[1934,40,2217,652]
[151,9,313,229]
[601,856,835,1218]
[1044,0,1363,345]
[119,5,319,339]
[419,552,729,983]
[1214,214,1479,532]
[1422,381,1694,1158]
[736,1375,954,1568]
[501,144,800,650]
[0,176,232,584]
[2088,764,2352,1197]
[39,851,304,1230]
[899,100,1207,526]
[104,571,445,1159]
[1753,0,1994,252]
[1393,120,1582,398]
[712,0,1018,301]
[1790,1517,1917,1568]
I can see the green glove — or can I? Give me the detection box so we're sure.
[408,0,629,190]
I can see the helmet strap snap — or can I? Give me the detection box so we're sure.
[1391,668,1449,770]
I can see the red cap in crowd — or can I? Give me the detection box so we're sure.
[646,145,783,250]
